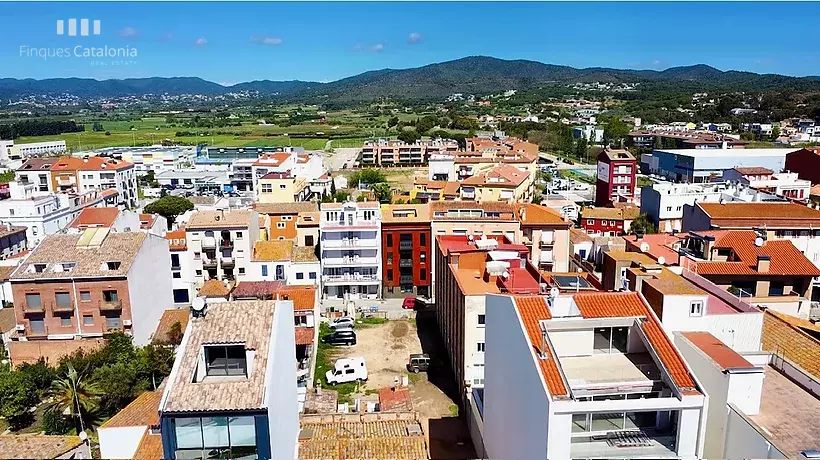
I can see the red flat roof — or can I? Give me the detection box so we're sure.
[681,331,755,371]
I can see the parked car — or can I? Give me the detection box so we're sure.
[407,353,431,373]
[402,296,417,309]
[329,316,355,330]
[325,357,368,384]
[321,329,357,346]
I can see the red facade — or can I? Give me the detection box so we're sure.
[582,217,626,236]
[381,224,432,297]
[785,148,820,185]
[595,150,637,207]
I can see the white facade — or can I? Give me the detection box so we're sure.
[649,148,800,183]
[185,212,259,286]
[0,140,14,164]
[170,247,194,305]
[428,154,457,181]
[98,425,149,459]
[265,299,300,460]
[127,234,175,345]
[483,294,708,460]
[0,184,116,246]
[14,140,67,157]
[320,202,382,299]
[112,146,196,173]
[78,163,138,208]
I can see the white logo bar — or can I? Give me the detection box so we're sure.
[56,18,101,36]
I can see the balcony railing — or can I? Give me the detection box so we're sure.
[323,257,379,266]
[100,299,123,311]
[26,325,49,337]
[202,258,217,268]
[399,241,413,251]
[400,275,414,284]
[322,274,379,283]
[324,239,378,248]
[202,237,216,248]
[23,302,44,313]
[53,302,74,313]
[220,239,234,249]
[221,257,235,267]
[399,259,413,268]
[323,220,379,229]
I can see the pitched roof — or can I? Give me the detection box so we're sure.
[292,245,319,263]
[198,279,232,297]
[17,157,58,171]
[569,227,593,244]
[68,207,120,229]
[140,213,157,229]
[378,386,413,412]
[186,210,253,229]
[231,281,284,299]
[298,416,428,460]
[0,435,84,459]
[298,211,320,226]
[255,202,319,216]
[51,156,85,172]
[166,229,187,251]
[133,432,163,460]
[77,156,133,171]
[0,308,17,333]
[380,204,431,223]
[462,164,528,188]
[10,231,146,281]
[581,206,640,220]
[694,230,820,277]
[152,309,190,344]
[518,204,569,226]
[0,265,15,282]
[680,331,755,371]
[279,286,317,311]
[573,292,648,318]
[641,319,699,392]
[253,240,294,262]
[697,202,820,227]
[8,338,105,368]
[732,166,773,175]
[513,296,568,397]
[295,327,315,345]
[100,391,161,428]
[161,300,277,413]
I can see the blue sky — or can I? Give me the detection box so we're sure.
[2,2,818,84]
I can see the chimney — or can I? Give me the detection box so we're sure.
[757,255,770,273]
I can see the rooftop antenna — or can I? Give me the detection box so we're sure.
[191,297,206,318]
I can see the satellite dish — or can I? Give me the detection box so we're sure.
[639,242,650,252]
[549,287,560,299]
[192,297,206,312]
[657,256,666,265]
[754,237,764,247]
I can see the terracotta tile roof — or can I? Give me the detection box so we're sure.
[17,157,58,171]
[442,181,460,196]
[100,391,161,428]
[252,152,290,166]
[732,166,773,176]
[186,210,253,230]
[513,296,568,397]
[430,201,517,220]
[641,319,698,391]
[0,225,26,240]
[517,204,569,226]
[50,156,85,172]
[378,386,413,412]
[78,156,133,171]
[161,300,276,413]
[694,230,820,277]
[140,213,157,229]
[811,184,820,197]
[253,240,294,262]
[10,231,146,281]
[133,432,163,460]
[292,245,319,263]
[254,201,318,215]
[279,286,317,311]
[0,308,16,333]
[680,331,755,371]
[68,207,120,228]
[231,281,283,299]
[166,229,187,251]
[380,204,431,223]
[581,206,640,220]
[569,228,593,244]
[295,327,314,345]
[198,279,232,297]
[0,435,84,459]
[153,309,190,344]
[298,211,320,226]
[573,292,648,318]
[0,265,16,282]
[8,338,104,368]
[462,164,528,188]
[697,202,820,227]
[298,416,428,460]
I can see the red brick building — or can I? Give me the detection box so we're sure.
[595,149,637,206]
[381,204,432,298]
[581,205,640,236]
[784,148,820,185]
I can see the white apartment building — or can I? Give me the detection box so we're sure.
[185,210,259,286]
[166,229,195,305]
[76,157,139,208]
[88,146,196,174]
[482,292,707,460]
[320,201,381,299]
[721,168,811,202]
[15,157,59,195]
[0,182,118,246]
[640,181,784,233]
[13,140,67,157]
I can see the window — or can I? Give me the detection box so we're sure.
[420,233,427,246]
[477,342,485,353]
[277,222,286,229]
[309,272,317,280]
[609,220,616,226]
[386,234,393,247]
[105,261,121,270]
[387,270,393,282]
[296,272,304,280]
[25,293,42,309]
[261,265,268,277]
[275,265,284,280]
[173,272,181,279]
[205,345,247,377]
[594,326,629,354]
[477,314,486,326]
[195,270,202,276]
[60,316,72,327]
[305,235,314,246]
[80,291,91,301]
[387,253,393,264]
[103,290,119,302]
[420,268,426,281]
[29,318,45,334]
[238,268,246,275]
[587,219,594,225]
[33,263,47,273]
[174,416,257,460]
[55,292,71,309]
[171,254,181,269]
[666,206,672,212]
[420,252,426,263]
[83,315,94,326]
[106,315,122,330]
[173,289,190,304]
[689,301,704,316]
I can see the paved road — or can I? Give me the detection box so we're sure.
[323,147,360,172]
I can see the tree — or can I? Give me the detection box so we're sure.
[166,321,183,345]
[602,118,632,147]
[350,169,386,187]
[44,364,103,433]
[574,137,588,160]
[630,214,657,235]
[0,372,38,429]
[329,175,337,196]
[144,195,194,229]
[371,183,392,203]
[92,122,104,132]
[0,170,16,184]
[770,126,781,141]
[397,129,421,144]
[415,115,437,134]
[387,116,399,128]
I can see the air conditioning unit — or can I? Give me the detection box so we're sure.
[15,324,25,332]
[122,320,133,327]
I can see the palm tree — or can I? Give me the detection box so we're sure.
[44,364,103,433]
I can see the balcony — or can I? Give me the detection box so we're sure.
[322,256,380,267]
[323,220,379,230]
[399,259,413,268]
[323,238,378,249]
[220,239,234,249]
[541,232,554,246]
[23,302,44,313]
[322,274,380,284]
[202,258,217,268]
[56,176,76,186]
[202,236,216,248]
[99,299,123,311]
[53,302,74,313]
[399,241,413,251]
[221,257,235,267]
[400,275,414,285]
[570,431,677,458]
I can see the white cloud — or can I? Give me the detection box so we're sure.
[352,42,385,52]
[407,32,422,44]
[251,36,283,46]
[194,37,208,46]
[118,27,138,38]
[651,59,661,65]
[369,43,384,52]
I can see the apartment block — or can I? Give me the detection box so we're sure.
[319,201,382,300]
[248,240,320,286]
[255,202,318,243]
[256,172,310,203]
[380,204,432,298]
[721,168,811,202]
[595,149,637,206]
[482,292,707,459]
[185,210,259,285]
[90,146,196,173]
[9,229,173,346]
[581,205,640,236]
[158,300,298,460]
[16,157,59,194]
[167,229,195,305]
[518,204,572,272]
[360,138,458,166]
